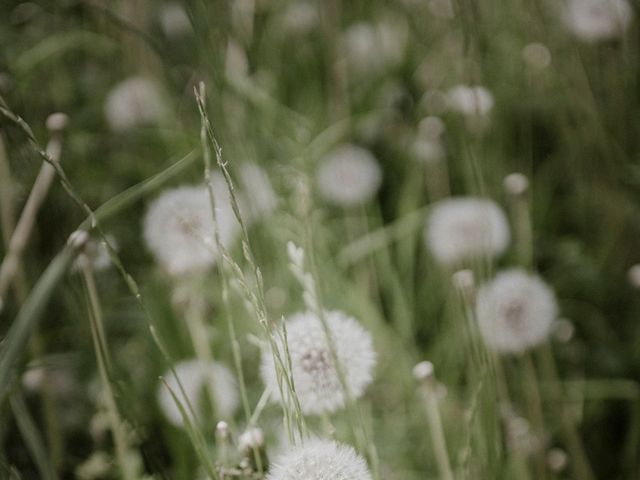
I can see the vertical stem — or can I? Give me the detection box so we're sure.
[0,125,64,305]
[420,381,454,480]
[80,258,136,480]
[538,343,595,480]
[0,129,65,471]
[317,0,349,121]
[521,352,546,480]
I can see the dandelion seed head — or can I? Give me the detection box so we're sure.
[159,2,191,37]
[260,310,376,415]
[341,21,407,78]
[157,360,238,428]
[266,439,373,480]
[411,136,445,164]
[522,43,551,70]
[104,76,168,132]
[547,448,569,472]
[425,197,510,265]
[504,173,529,196]
[476,269,558,354]
[563,0,633,42]
[239,163,278,221]
[280,1,319,36]
[418,116,446,139]
[627,264,640,288]
[46,112,69,132]
[238,427,265,452]
[72,235,117,273]
[446,85,494,117]
[552,318,575,343]
[143,180,238,276]
[317,144,382,207]
[412,361,435,381]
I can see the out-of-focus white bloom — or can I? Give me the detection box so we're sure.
[22,364,77,397]
[476,269,558,354]
[446,85,494,117]
[238,427,265,452]
[317,144,382,207]
[563,0,633,42]
[72,235,117,273]
[425,197,510,265]
[341,20,407,78]
[547,448,569,472]
[503,173,529,196]
[159,2,191,37]
[104,76,168,132]
[628,264,640,288]
[225,39,249,82]
[418,116,446,139]
[267,440,372,480]
[411,136,445,164]
[522,43,552,70]
[260,310,376,416]
[143,180,238,276]
[157,360,238,427]
[280,1,319,36]
[412,360,435,381]
[239,163,278,220]
[419,89,449,115]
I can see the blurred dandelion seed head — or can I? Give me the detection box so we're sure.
[563,0,634,42]
[522,43,552,70]
[238,427,265,452]
[317,144,382,207]
[104,76,168,132]
[157,360,239,428]
[341,20,407,79]
[260,310,376,415]
[504,173,530,196]
[238,162,278,221]
[425,197,510,265]
[266,439,373,480]
[412,360,435,382]
[476,269,558,354]
[280,1,319,36]
[627,264,640,288]
[159,2,191,37]
[143,181,238,276]
[446,85,494,117]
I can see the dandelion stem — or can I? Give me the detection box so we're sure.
[521,352,547,480]
[538,342,595,480]
[419,379,454,480]
[0,126,63,307]
[80,258,136,480]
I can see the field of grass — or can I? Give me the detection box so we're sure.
[1,1,639,479]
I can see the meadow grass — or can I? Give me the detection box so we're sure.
[0,1,639,479]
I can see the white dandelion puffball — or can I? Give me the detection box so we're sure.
[476,269,558,354]
[104,76,168,132]
[280,1,319,36]
[341,21,407,78]
[143,179,239,276]
[239,162,278,221]
[563,0,633,42]
[446,85,494,117]
[411,136,445,164]
[426,197,510,265]
[267,440,372,480]
[159,2,191,37]
[317,144,383,207]
[157,360,239,427]
[260,310,376,416]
